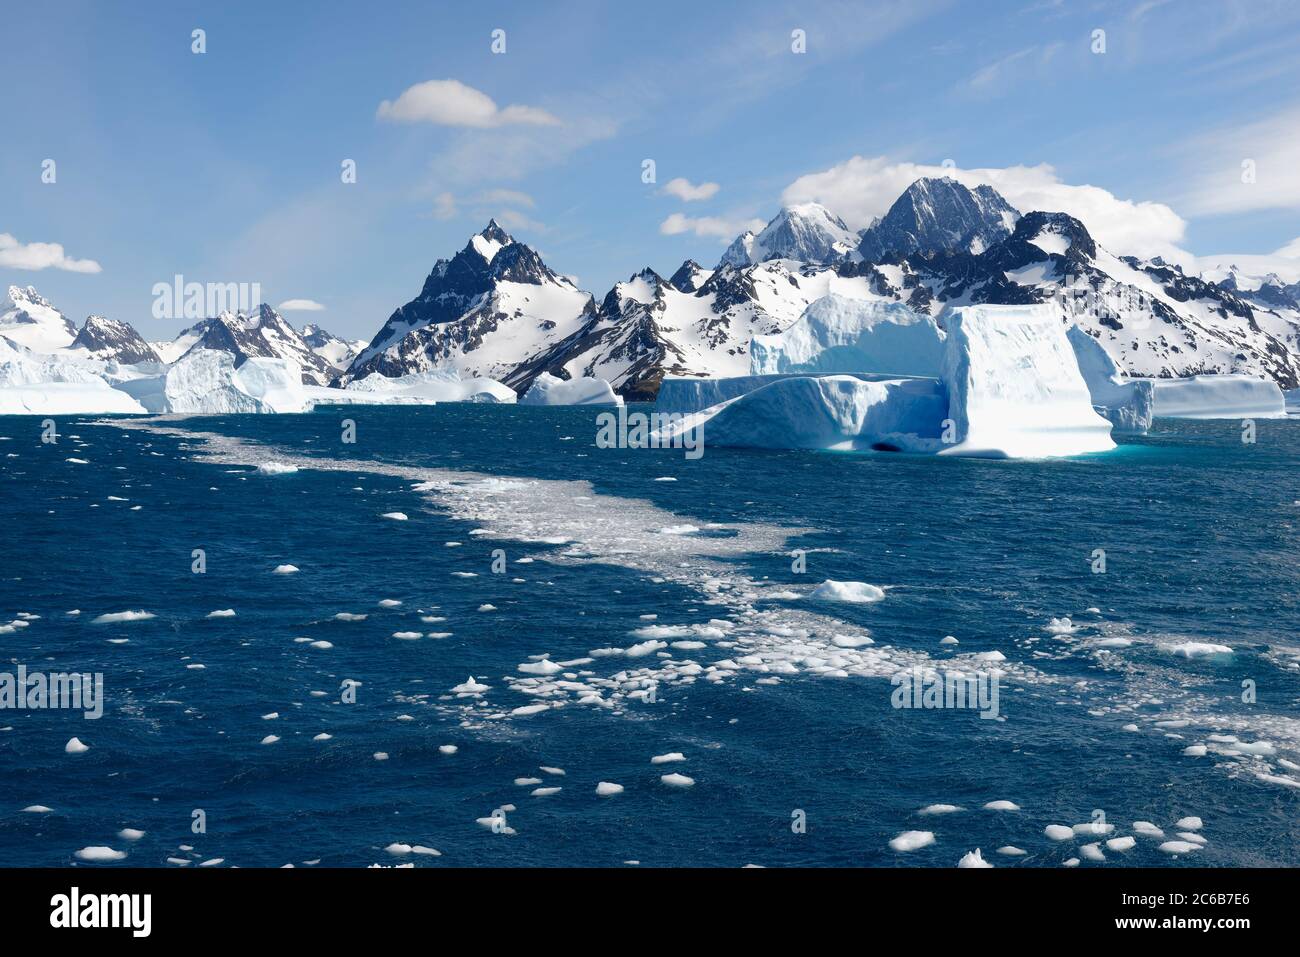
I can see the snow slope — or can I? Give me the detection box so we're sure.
[0,335,145,414]
[0,286,78,353]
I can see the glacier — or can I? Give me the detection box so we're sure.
[115,349,312,414]
[0,336,145,415]
[749,297,946,377]
[519,372,621,406]
[1143,374,1286,419]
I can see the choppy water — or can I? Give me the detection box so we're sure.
[1,405,1297,867]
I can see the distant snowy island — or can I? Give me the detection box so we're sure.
[2,177,1295,457]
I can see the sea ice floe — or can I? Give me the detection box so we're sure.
[595,782,624,796]
[65,737,89,754]
[1167,642,1232,658]
[918,804,963,815]
[1158,841,1202,855]
[540,766,564,775]
[206,609,236,618]
[335,612,367,621]
[889,830,935,852]
[1132,821,1164,838]
[272,564,299,575]
[91,610,155,624]
[1174,816,1203,830]
[378,599,402,607]
[515,777,543,786]
[118,828,145,841]
[260,735,280,745]
[256,462,299,475]
[1045,617,1078,636]
[660,773,694,788]
[519,659,562,676]
[381,512,409,521]
[982,800,1020,811]
[651,752,686,764]
[995,846,1027,856]
[1106,836,1136,852]
[438,745,458,754]
[392,632,422,640]
[22,805,53,814]
[74,846,126,862]
[1079,843,1105,862]
[531,787,561,797]
[1044,825,1073,841]
[808,580,885,603]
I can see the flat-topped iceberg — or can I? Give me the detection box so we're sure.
[329,369,516,405]
[520,372,621,406]
[1142,373,1285,419]
[749,297,945,377]
[658,299,1117,459]
[658,375,945,452]
[116,349,311,414]
[0,336,145,414]
[940,304,1114,458]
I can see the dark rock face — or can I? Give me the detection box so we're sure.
[71,315,160,364]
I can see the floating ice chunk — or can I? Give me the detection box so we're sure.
[22,805,53,814]
[511,704,549,716]
[1044,825,1073,841]
[832,634,874,648]
[256,462,299,475]
[335,612,367,621]
[313,733,333,741]
[1144,373,1285,419]
[1073,821,1115,836]
[261,712,279,720]
[1133,821,1164,838]
[531,787,562,797]
[809,580,885,603]
[381,512,409,521]
[91,610,154,624]
[1158,841,1202,855]
[118,828,146,841]
[1106,836,1136,852]
[1045,617,1078,635]
[75,846,126,862]
[65,737,89,754]
[957,848,992,868]
[374,752,389,761]
[540,766,564,775]
[982,800,1020,811]
[659,524,699,535]
[1122,723,1139,732]
[309,640,333,649]
[515,777,543,786]
[392,631,422,640]
[272,564,299,575]
[889,830,935,852]
[260,735,280,745]
[651,753,686,765]
[654,477,677,482]
[384,843,413,856]
[206,609,236,618]
[1183,744,1208,757]
[1176,832,1206,845]
[378,599,402,608]
[1079,843,1105,862]
[596,782,624,796]
[1167,642,1232,658]
[411,845,441,856]
[1174,816,1203,831]
[477,604,497,612]
[520,372,622,406]
[1063,858,1080,868]
[976,651,1006,662]
[438,745,458,754]
[918,804,963,815]
[518,659,562,676]
[940,636,959,645]
[995,846,1027,856]
[660,773,694,788]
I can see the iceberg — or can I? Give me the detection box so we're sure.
[115,349,311,414]
[1142,373,1285,419]
[939,304,1115,458]
[749,296,946,377]
[0,336,145,415]
[520,372,622,406]
[658,375,946,452]
[326,369,516,405]
[1066,326,1154,434]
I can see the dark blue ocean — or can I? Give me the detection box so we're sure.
[1,405,1298,868]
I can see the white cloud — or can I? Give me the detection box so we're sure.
[432,192,458,220]
[661,178,720,202]
[493,209,545,233]
[1193,236,1300,284]
[961,43,1063,96]
[0,232,102,273]
[479,188,535,208]
[377,79,559,128]
[660,212,765,241]
[278,299,325,311]
[781,156,1191,263]
[1176,105,1300,216]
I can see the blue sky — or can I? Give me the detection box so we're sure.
[3,0,1300,341]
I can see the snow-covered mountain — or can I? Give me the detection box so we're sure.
[301,323,366,372]
[857,177,1020,262]
[153,304,338,385]
[340,220,596,386]
[0,285,79,353]
[719,203,858,268]
[68,314,161,365]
